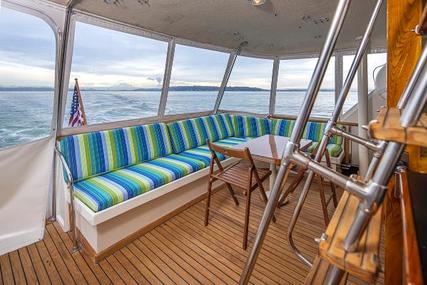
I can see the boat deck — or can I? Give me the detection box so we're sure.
[0,183,382,284]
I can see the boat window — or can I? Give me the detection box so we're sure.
[165,45,229,115]
[64,22,168,126]
[220,56,272,114]
[0,7,55,149]
[342,54,359,113]
[276,57,335,117]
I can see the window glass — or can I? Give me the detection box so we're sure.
[220,56,272,114]
[65,22,167,126]
[166,45,229,114]
[0,7,55,148]
[276,57,335,117]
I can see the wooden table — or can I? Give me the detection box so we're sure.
[233,135,312,190]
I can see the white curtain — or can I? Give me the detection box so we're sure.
[0,136,54,255]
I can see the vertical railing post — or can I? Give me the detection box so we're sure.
[52,0,80,251]
[239,1,352,283]
[213,49,239,114]
[269,58,280,116]
[335,54,343,105]
[357,52,369,176]
[287,0,384,266]
[158,39,175,119]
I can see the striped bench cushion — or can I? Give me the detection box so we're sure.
[231,115,270,137]
[200,114,234,141]
[302,121,343,145]
[306,142,343,158]
[270,119,295,137]
[59,123,172,181]
[167,118,208,153]
[73,153,205,212]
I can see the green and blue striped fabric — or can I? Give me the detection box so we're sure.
[306,142,343,158]
[59,123,172,181]
[302,121,343,145]
[270,119,295,137]
[231,115,270,138]
[167,118,208,153]
[200,114,234,141]
[73,153,205,212]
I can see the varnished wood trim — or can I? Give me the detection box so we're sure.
[399,170,424,284]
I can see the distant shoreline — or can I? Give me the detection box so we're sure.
[0,86,336,92]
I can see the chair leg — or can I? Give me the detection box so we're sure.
[318,176,330,227]
[226,183,239,206]
[258,183,277,223]
[204,179,213,226]
[330,181,338,208]
[243,189,252,250]
[278,168,306,207]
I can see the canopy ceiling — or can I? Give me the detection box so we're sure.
[50,0,386,57]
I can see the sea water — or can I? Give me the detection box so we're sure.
[0,90,357,148]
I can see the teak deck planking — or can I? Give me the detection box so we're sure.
[0,183,383,284]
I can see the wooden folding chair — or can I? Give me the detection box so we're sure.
[278,145,338,226]
[204,140,275,250]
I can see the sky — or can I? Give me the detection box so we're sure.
[0,6,386,90]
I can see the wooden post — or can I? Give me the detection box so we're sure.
[386,0,424,283]
[387,0,426,174]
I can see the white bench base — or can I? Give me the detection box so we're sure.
[56,158,236,261]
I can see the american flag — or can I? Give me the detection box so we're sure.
[69,79,87,127]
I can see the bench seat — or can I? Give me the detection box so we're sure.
[74,153,207,212]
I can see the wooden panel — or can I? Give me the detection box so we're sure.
[383,176,403,285]
[319,192,382,283]
[387,0,423,108]
[399,171,424,284]
[387,0,426,173]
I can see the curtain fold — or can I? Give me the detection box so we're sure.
[0,136,54,255]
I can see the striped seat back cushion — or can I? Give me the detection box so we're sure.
[231,115,270,138]
[200,114,234,142]
[124,123,173,164]
[59,123,172,181]
[270,119,295,137]
[167,118,208,153]
[302,122,343,145]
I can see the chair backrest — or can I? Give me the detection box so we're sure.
[207,140,255,165]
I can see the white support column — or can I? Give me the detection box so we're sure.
[335,54,344,104]
[357,53,369,176]
[213,50,239,113]
[158,39,176,118]
[269,58,280,116]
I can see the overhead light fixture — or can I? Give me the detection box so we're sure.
[251,0,267,6]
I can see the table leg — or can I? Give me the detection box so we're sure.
[269,163,277,193]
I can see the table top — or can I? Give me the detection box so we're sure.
[233,135,312,166]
